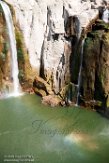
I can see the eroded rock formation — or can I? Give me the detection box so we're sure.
[82,20,109,112]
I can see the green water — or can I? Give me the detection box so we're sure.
[0,94,109,163]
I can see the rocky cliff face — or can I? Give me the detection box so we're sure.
[0,5,12,94]
[4,0,102,93]
[82,20,109,111]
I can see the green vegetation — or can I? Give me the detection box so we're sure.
[0,5,3,13]
[15,30,25,61]
[15,26,33,87]
[2,42,9,57]
[98,20,109,31]
[18,69,25,81]
[15,29,26,82]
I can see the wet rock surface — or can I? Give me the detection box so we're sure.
[81,20,109,116]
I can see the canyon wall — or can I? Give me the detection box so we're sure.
[4,0,102,94]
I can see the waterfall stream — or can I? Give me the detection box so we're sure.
[0,1,20,96]
[76,39,85,106]
[102,8,109,23]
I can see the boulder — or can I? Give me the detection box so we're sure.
[42,95,62,107]
[33,76,54,97]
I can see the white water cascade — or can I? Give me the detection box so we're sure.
[76,39,85,106]
[102,8,109,23]
[0,1,20,96]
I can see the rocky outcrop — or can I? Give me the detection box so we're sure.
[33,76,54,97]
[81,20,109,114]
[42,95,62,107]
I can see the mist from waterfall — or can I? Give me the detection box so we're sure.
[0,1,20,96]
[76,39,85,106]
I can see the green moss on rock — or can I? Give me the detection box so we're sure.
[82,20,109,113]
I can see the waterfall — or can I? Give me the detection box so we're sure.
[0,1,20,96]
[76,39,85,106]
[102,9,109,23]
